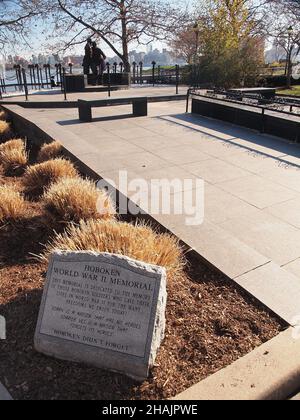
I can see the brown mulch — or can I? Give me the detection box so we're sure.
[0,174,286,400]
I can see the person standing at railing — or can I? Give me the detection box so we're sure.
[82,38,93,75]
[91,41,106,85]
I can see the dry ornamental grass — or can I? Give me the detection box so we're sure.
[42,177,115,223]
[0,185,27,224]
[23,158,79,197]
[0,120,12,142]
[37,141,63,163]
[0,139,28,176]
[0,110,8,121]
[41,219,185,283]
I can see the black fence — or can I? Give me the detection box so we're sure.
[188,89,300,143]
[0,62,182,101]
[0,63,65,99]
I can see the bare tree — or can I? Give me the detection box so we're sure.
[170,27,199,64]
[280,0,300,16]
[264,1,300,86]
[28,0,189,72]
[0,0,38,50]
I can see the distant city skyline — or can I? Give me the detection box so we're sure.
[3,45,186,68]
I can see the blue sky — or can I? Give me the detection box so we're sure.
[4,0,193,58]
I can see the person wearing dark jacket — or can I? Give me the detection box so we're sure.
[82,38,93,75]
[91,41,107,82]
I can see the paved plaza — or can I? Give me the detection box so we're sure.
[5,96,300,324]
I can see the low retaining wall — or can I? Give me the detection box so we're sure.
[192,97,300,143]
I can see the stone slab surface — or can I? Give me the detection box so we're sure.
[283,258,300,278]
[266,198,300,229]
[235,262,300,324]
[173,328,300,401]
[34,251,167,381]
[154,218,270,279]
[218,174,298,209]
[219,211,300,266]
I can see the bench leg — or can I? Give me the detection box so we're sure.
[79,104,92,122]
[132,99,148,117]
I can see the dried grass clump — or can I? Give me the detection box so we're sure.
[37,141,63,163]
[0,139,28,176]
[0,120,12,141]
[41,219,185,282]
[42,177,115,223]
[0,185,27,224]
[0,110,8,121]
[23,158,79,198]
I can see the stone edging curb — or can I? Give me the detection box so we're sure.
[172,328,300,400]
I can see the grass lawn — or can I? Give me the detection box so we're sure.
[277,85,300,96]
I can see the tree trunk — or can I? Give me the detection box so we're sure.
[120,1,131,85]
[287,46,293,89]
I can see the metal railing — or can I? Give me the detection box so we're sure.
[0,63,66,101]
[187,89,300,118]
[130,62,181,89]
[186,89,300,143]
[0,61,183,101]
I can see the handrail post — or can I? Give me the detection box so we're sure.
[35,64,41,89]
[39,67,44,89]
[47,65,52,88]
[132,62,136,84]
[58,64,63,91]
[44,64,49,88]
[22,68,29,101]
[176,64,179,95]
[107,63,111,98]
[32,65,37,89]
[186,88,191,113]
[139,62,143,85]
[261,107,265,133]
[152,61,156,87]
[28,65,34,89]
[62,67,67,101]
[158,65,161,84]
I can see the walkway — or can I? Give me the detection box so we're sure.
[4,96,300,324]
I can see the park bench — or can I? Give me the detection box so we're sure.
[78,97,148,122]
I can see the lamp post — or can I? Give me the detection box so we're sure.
[286,25,293,89]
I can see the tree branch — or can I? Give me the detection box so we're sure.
[57,0,124,60]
